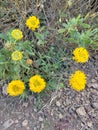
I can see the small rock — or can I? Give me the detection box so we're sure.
[14,120,18,123]
[91,79,96,83]
[2,119,14,130]
[34,109,37,112]
[26,126,30,130]
[2,84,8,95]
[76,107,87,116]
[59,113,63,119]
[22,102,28,108]
[0,121,3,124]
[50,111,53,116]
[56,101,61,107]
[41,123,44,129]
[63,101,66,106]
[92,103,98,109]
[34,127,37,130]
[87,122,93,128]
[22,120,28,127]
[91,83,98,89]
[39,117,43,122]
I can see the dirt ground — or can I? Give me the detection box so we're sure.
[0,0,98,130]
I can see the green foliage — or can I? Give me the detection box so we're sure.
[1,13,97,100]
[34,26,49,45]
[0,30,34,81]
[0,26,68,98]
[58,15,98,49]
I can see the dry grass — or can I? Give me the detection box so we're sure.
[0,0,97,33]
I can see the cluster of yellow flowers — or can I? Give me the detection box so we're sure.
[11,15,40,40]
[6,15,46,96]
[6,75,46,96]
[69,47,89,91]
[10,15,40,61]
[6,14,90,96]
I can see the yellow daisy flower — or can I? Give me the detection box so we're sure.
[11,51,23,61]
[25,16,40,31]
[69,70,87,91]
[11,29,23,40]
[29,75,46,93]
[72,47,89,63]
[6,80,25,96]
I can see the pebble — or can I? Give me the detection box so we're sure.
[26,126,30,130]
[22,102,28,108]
[76,107,87,116]
[92,103,98,109]
[41,123,44,129]
[34,127,37,130]
[14,119,19,123]
[91,79,96,83]
[59,113,63,119]
[87,122,93,128]
[2,84,8,95]
[2,119,14,130]
[91,83,98,89]
[39,117,43,122]
[56,101,61,107]
[22,120,28,127]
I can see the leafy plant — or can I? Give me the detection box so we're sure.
[0,25,67,98]
[58,15,98,49]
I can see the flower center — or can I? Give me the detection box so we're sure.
[13,53,20,59]
[31,21,36,25]
[15,32,20,37]
[33,80,41,87]
[13,85,20,92]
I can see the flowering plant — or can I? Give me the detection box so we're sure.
[0,13,96,100]
[0,16,60,98]
[0,28,47,97]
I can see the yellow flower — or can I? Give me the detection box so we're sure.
[11,29,23,40]
[69,70,86,91]
[72,47,89,63]
[6,80,25,96]
[29,75,46,93]
[25,16,40,31]
[11,51,23,61]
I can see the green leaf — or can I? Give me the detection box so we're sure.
[34,32,42,39]
[20,61,30,70]
[62,23,67,27]
[58,28,66,33]
[81,23,90,28]
[37,40,45,45]
[0,33,7,40]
